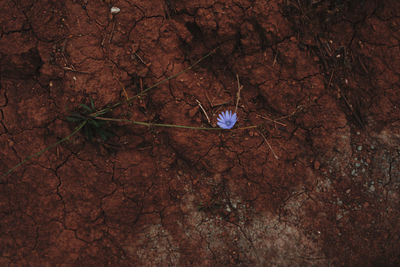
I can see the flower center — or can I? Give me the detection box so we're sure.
[225,120,231,126]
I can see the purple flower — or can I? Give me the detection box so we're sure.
[217,110,237,129]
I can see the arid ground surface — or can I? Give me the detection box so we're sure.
[0,0,399,266]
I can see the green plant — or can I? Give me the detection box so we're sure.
[1,48,259,178]
[65,97,115,142]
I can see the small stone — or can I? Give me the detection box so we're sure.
[355,162,361,168]
[369,185,375,192]
[346,189,351,194]
[357,145,363,151]
[111,7,120,14]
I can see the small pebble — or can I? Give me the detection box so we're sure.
[369,185,375,192]
[357,145,363,151]
[355,162,361,168]
[111,6,120,14]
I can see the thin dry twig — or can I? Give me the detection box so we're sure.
[358,55,369,74]
[328,69,335,88]
[235,74,243,114]
[272,52,278,67]
[196,99,211,124]
[335,85,364,127]
[259,130,279,160]
[256,114,287,127]
[62,67,91,74]
[117,79,129,100]
[109,20,116,43]
[256,105,304,127]
[280,105,303,120]
[134,52,148,66]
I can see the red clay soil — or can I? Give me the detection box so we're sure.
[1,0,399,266]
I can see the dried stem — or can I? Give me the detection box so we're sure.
[259,130,279,160]
[196,99,211,124]
[1,121,87,178]
[235,74,243,114]
[95,116,258,131]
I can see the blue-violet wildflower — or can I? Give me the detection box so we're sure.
[217,110,237,129]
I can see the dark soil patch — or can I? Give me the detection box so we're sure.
[1,0,399,266]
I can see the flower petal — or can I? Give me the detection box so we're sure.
[232,113,237,123]
[220,112,225,120]
[217,121,227,129]
[217,110,238,129]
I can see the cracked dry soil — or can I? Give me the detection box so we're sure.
[0,0,399,266]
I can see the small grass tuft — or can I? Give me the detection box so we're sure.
[2,48,247,178]
[66,97,115,142]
